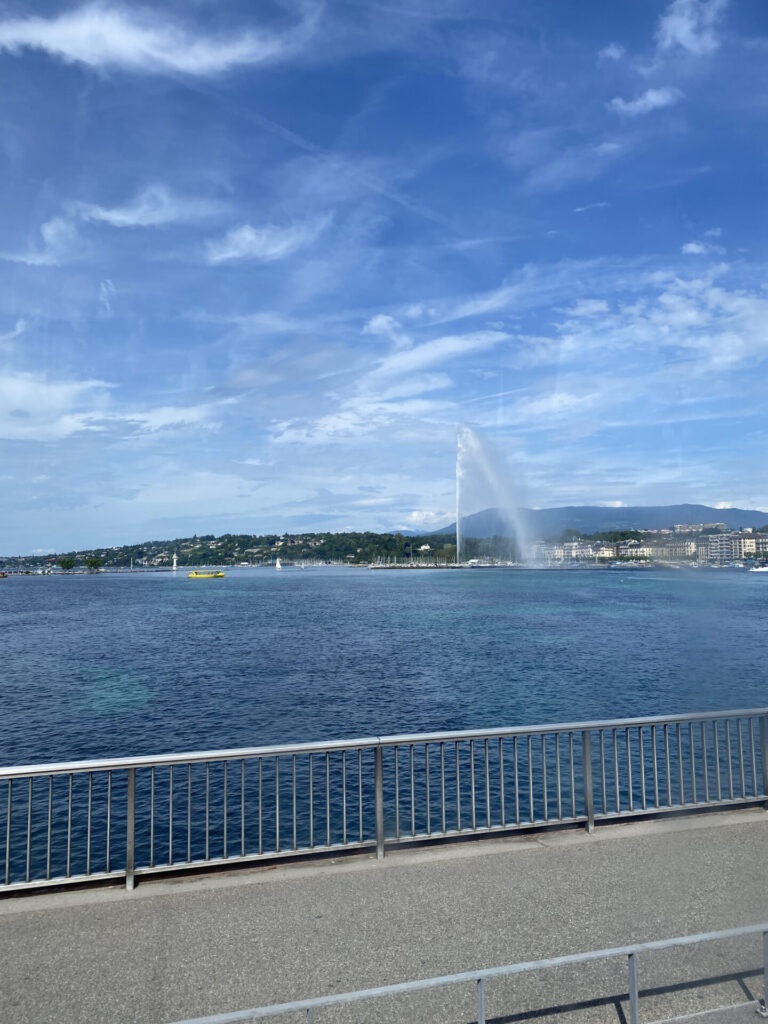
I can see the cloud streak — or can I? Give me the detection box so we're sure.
[0,3,317,76]
[205,215,332,264]
[608,87,683,117]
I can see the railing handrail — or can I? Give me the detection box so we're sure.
[3,708,767,779]
[164,922,768,1023]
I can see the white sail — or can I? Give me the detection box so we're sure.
[275,557,282,571]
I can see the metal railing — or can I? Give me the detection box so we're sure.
[1,708,767,893]
[162,922,768,1024]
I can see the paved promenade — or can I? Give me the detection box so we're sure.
[1,809,767,1024]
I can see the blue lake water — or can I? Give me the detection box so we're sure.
[2,567,768,765]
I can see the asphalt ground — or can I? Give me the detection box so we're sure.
[1,809,767,1024]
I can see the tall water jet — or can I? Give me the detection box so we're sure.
[456,424,533,565]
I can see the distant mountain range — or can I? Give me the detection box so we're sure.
[431,504,768,538]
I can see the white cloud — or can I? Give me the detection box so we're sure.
[574,202,610,214]
[0,3,316,76]
[372,330,509,379]
[566,299,609,317]
[0,368,110,440]
[608,87,683,117]
[2,217,83,266]
[714,501,732,508]
[74,185,223,227]
[656,0,727,56]
[99,279,116,314]
[205,215,332,264]
[362,314,411,349]
[681,240,723,254]
[0,319,26,344]
[599,43,625,61]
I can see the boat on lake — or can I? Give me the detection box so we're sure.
[187,570,225,579]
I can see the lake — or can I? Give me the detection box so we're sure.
[2,567,767,765]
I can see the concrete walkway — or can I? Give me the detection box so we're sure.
[1,809,767,1024]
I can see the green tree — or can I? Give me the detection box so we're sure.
[57,557,76,571]
[85,557,103,572]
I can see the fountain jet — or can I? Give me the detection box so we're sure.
[456,424,532,565]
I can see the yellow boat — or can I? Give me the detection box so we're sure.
[187,570,226,579]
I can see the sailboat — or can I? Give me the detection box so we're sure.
[275,557,282,571]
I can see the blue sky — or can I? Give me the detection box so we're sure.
[1,0,767,552]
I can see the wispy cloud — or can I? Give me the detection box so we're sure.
[1,217,84,266]
[73,185,224,227]
[608,87,683,116]
[0,368,110,441]
[681,239,723,255]
[204,215,332,264]
[599,42,625,61]
[656,0,728,56]
[0,3,317,76]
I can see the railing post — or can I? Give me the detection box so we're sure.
[582,730,595,833]
[374,746,384,860]
[628,952,639,1024]
[759,931,768,1017]
[760,716,768,807]
[126,767,135,891]
[477,977,486,1024]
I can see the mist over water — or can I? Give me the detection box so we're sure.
[456,424,533,563]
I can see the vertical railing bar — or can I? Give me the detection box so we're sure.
[528,735,534,824]
[341,750,347,846]
[714,721,722,802]
[569,732,576,819]
[441,742,446,834]
[426,743,432,836]
[150,765,155,868]
[241,759,245,858]
[749,718,758,797]
[542,734,548,821]
[169,764,174,864]
[395,746,400,840]
[676,723,684,805]
[358,749,363,845]
[600,730,607,815]
[484,739,490,829]
[726,720,734,799]
[205,762,210,861]
[626,728,634,812]
[702,722,709,803]
[410,745,416,838]
[664,724,672,806]
[325,752,330,848]
[106,771,112,874]
[582,731,594,833]
[477,977,486,1024]
[374,746,384,860]
[689,722,697,804]
[652,725,659,808]
[275,756,280,854]
[309,753,314,849]
[513,736,520,825]
[292,754,297,852]
[259,757,263,855]
[737,719,746,798]
[66,773,72,878]
[455,741,461,832]
[125,767,135,891]
[25,777,33,883]
[48,775,54,879]
[4,779,11,885]
[86,772,92,876]
[555,734,562,820]
[470,739,477,830]
[499,738,505,828]
[638,727,646,811]
[761,716,768,801]
[187,764,191,864]
[628,952,639,1024]
[612,729,620,813]
[222,762,226,860]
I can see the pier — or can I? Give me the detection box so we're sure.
[1,807,767,1023]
